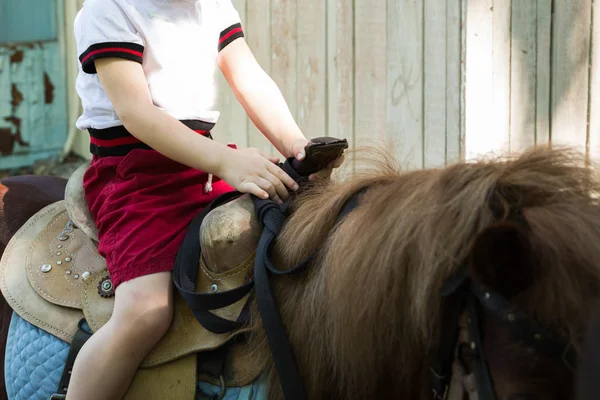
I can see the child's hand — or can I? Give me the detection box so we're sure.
[290,138,345,181]
[218,147,298,204]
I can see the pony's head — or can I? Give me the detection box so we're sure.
[249,145,600,400]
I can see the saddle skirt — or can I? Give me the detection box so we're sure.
[0,163,264,398]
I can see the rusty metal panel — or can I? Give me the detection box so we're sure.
[0,42,67,169]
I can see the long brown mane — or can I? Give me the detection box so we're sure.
[248,145,600,399]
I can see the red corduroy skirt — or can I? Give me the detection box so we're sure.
[83,148,234,288]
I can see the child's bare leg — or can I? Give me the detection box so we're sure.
[65,271,173,400]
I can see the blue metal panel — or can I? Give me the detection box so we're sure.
[0,0,57,43]
[0,42,67,170]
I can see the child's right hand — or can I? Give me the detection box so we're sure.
[217,147,299,204]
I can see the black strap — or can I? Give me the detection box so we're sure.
[470,281,576,370]
[51,319,93,399]
[172,190,256,334]
[465,296,498,400]
[197,343,229,379]
[430,269,469,400]
[252,199,308,400]
[251,184,366,400]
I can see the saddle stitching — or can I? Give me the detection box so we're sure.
[27,214,80,306]
[82,278,100,331]
[0,202,75,340]
[199,250,256,282]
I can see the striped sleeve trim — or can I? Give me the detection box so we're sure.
[79,42,144,74]
[218,23,244,52]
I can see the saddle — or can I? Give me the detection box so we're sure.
[0,137,348,400]
[0,162,263,399]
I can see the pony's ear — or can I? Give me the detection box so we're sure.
[468,221,534,298]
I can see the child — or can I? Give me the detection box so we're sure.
[68,0,340,398]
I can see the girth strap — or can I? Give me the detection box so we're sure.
[50,319,93,400]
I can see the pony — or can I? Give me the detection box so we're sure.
[248,145,600,399]
[0,145,598,399]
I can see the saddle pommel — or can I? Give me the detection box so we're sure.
[199,194,260,276]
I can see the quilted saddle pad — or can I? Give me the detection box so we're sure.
[4,312,268,400]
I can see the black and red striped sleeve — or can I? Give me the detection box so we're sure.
[218,23,244,52]
[215,0,244,52]
[79,42,144,74]
[74,0,145,74]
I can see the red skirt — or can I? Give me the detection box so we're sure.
[83,148,235,288]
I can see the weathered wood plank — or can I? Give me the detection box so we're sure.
[213,0,249,149]
[510,0,537,152]
[588,0,600,162]
[354,0,386,150]
[297,0,326,140]
[245,0,274,156]
[270,0,298,156]
[459,0,467,160]
[536,0,552,146]
[326,0,354,149]
[551,0,592,155]
[387,0,422,169]
[424,0,446,168]
[491,0,511,155]
[445,0,463,165]
[464,0,494,160]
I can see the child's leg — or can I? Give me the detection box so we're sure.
[65,271,173,400]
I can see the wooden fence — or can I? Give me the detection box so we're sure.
[209,0,600,170]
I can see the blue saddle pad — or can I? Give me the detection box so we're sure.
[4,312,267,399]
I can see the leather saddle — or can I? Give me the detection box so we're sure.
[0,162,263,399]
[0,137,348,399]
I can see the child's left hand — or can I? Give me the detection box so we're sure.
[290,138,345,181]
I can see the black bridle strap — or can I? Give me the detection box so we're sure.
[465,295,498,400]
[470,282,576,369]
[431,269,470,400]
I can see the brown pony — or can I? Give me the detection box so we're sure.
[0,146,598,399]
[246,145,600,400]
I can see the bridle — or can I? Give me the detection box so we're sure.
[429,211,577,400]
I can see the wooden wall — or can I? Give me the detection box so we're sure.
[212,0,465,170]
[211,0,600,170]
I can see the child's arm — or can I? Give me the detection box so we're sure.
[217,38,345,178]
[94,58,298,203]
[216,39,309,160]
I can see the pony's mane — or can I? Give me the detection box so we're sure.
[248,145,600,399]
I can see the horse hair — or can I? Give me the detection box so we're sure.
[247,145,600,399]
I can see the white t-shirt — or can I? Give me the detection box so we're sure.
[74,0,244,130]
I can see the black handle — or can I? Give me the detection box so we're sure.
[287,137,348,176]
